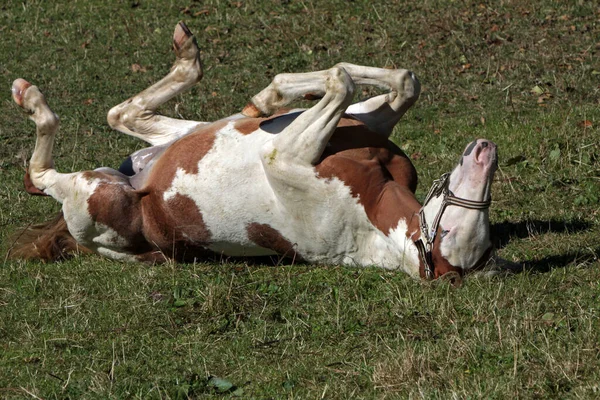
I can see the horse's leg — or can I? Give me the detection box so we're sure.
[13,79,148,260]
[242,70,333,118]
[107,22,207,146]
[337,63,420,137]
[244,63,420,138]
[260,65,355,172]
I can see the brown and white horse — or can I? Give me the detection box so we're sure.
[11,23,497,282]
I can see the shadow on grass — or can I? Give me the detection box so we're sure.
[491,219,592,250]
[523,248,599,273]
[490,219,598,274]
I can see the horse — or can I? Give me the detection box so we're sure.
[10,23,497,283]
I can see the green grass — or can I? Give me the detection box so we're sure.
[1,0,599,398]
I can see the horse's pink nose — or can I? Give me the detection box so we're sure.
[473,139,497,167]
[460,139,497,167]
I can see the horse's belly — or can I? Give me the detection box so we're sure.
[156,125,379,262]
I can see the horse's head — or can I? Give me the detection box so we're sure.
[417,139,497,282]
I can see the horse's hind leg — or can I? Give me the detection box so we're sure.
[13,79,148,260]
[243,70,333,118]
[107,22,207,146]
[338,63,420,137]
[262,66,355,170]
[245,63,420,138]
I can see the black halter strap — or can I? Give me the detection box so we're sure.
[415,172,492,280]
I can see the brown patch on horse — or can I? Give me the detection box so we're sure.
[140,192,213,261]
[410,226,464,284]
[315,117,419,235]
[7,212,91,261]
[24,169,48,196]
[234,108,295,136]
[86,180,151,252]
[427,231,465,285]
[138,123,227,260]
[147,120,226,178]
[247,223,302,260]
[234,117,265,135]
[242,103,263,118]
[431,241,465,286]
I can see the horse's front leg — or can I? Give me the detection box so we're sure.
[107,22,208,146]
[13,79,151,261]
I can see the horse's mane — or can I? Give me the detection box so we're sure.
[7,212,91,261]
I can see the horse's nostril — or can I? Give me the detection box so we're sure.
[481,141,488,148]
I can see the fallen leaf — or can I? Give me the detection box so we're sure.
[131,63,147,73]
[458,63,472,74]
[194,9,209,16]
[530,85,544,95]
[83,98,94,105]
[173,299,186,307]
[537,92,553,104]
[578,120,592,128]
[207,376,234,393]
[549,146,561,161]
[542,312,555,323]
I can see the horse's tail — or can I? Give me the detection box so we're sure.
[7,212,92,261]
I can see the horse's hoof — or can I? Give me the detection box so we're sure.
[12,78,32,108]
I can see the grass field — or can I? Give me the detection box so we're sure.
[1,0,599,398]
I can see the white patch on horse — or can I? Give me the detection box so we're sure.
[160,120,416,267]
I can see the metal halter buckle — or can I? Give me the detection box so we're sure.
[416,172,492,280]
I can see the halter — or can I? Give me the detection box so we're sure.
[415,172,492,280]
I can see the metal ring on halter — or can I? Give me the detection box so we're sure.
[416,173,492,280]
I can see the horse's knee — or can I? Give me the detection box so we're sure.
[326,65,355,105]
[394,69,421,103]
[107,100,142,131]
[107,104,124,130]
